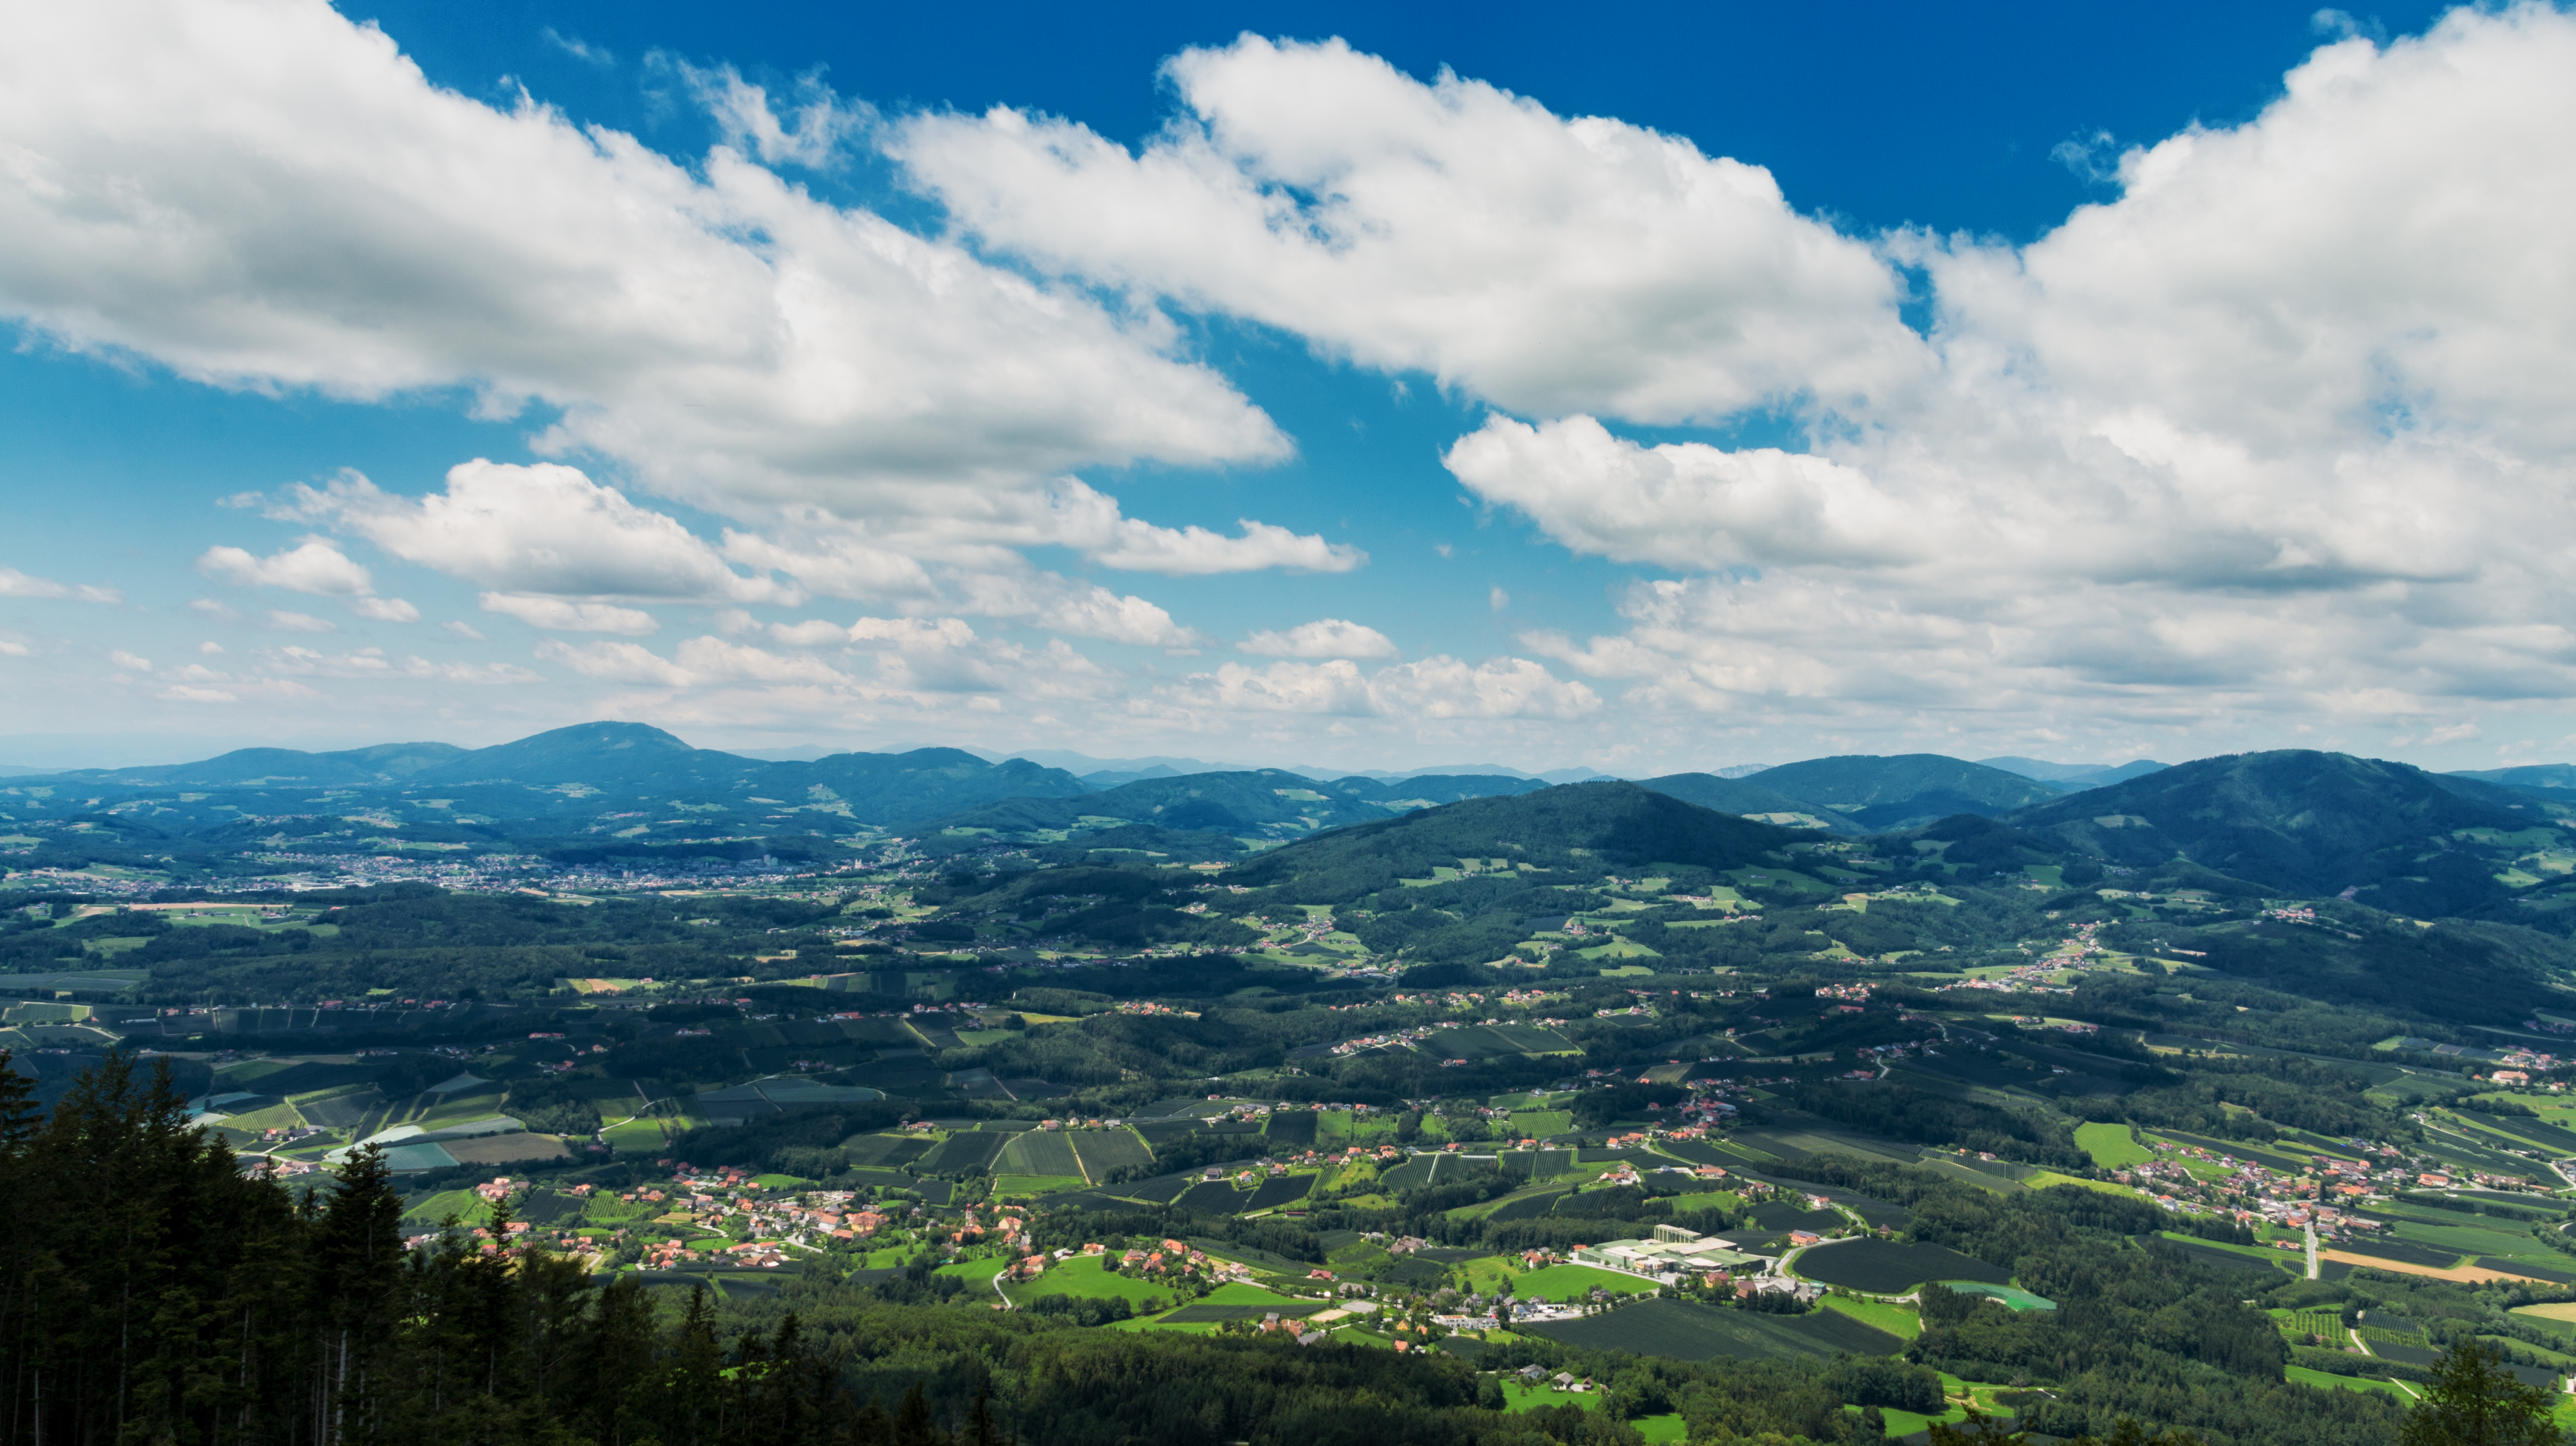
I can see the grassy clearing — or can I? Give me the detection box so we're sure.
[932,1253,1011,1284]
[2286,1366,2416,1403]
[1510,1264,1661,1301]
[1869,1375,2029,1437]
[2023,1170,2139,1196]
[1453,1255,1533,1294]
[1012,1255,1173,1308]
[1822,1294,1920,1340]
[1498,1382,1597,1414]
[601,1119,669,1155]
[1496,1371,1685,1438]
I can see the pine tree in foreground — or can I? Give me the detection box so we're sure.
[2399,1339,2560,1446]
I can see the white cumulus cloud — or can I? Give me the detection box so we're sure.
[534,638,694,686]
[0,567,121,603]
[1239,619,1400,659]
[950,573,1201,648]
[1085,517,1364,576]
[894,35,1920,425]
[1431,11,2576,740]
[480,593,660,635]
[0,0,1285,522]
[288,463,794,602]
[1445,416,1923,571]
[1169,654,1595,721]
[197,539,375,596]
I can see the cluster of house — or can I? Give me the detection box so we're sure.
[1246,1311,1323,1342]
[1077,1237,1257,1287]
[1515,1367,1599,1393]
[1330,1024,1444,1057]
[2108,1138,2461,1234]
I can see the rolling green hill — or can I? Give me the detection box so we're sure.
[1743,755,2063,829]
[1634,773,1866,834]
[2452,763,2576,792]
[2005,750,2543,914]
[1231,782,1799,900]
[1323,773,1554,808]
[916,769,1389,844]
[37,740,469,788]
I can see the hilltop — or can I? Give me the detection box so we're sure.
[1633,773,1870,834]
[1234,781,1798,899]
[2005,749,2557,916]
[1742,754,2063,827]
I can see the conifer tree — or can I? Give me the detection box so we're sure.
[2400,1339,2558,1446]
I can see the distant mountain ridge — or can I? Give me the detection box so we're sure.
[2452,764,2576,791]
[43,740,469,788]
[908,770,1556,853]
[1000,747,1613,786]
[1631,773,1871,835]
[1979,756,2170,788]
[24,729,2576,896]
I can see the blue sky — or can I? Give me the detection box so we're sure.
[4,0,2568,775]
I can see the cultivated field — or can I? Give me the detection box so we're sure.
[997,1130,1082,1179]
[1069,1128,1154,1179]
[1792,1239,2011,1293]
[918,1131,1008,1173]
[1523,1297,1902,1361]
[1244,1175,1314,1210]
[1264,1112,1319,1147]
[839,1133,933,1168]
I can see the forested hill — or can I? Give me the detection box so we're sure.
[1736,755,2063,830]
[914,769,1393,841]
[2003,749,2573,918]
[1233,783,1799,897]
[1631,773,1871,834]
